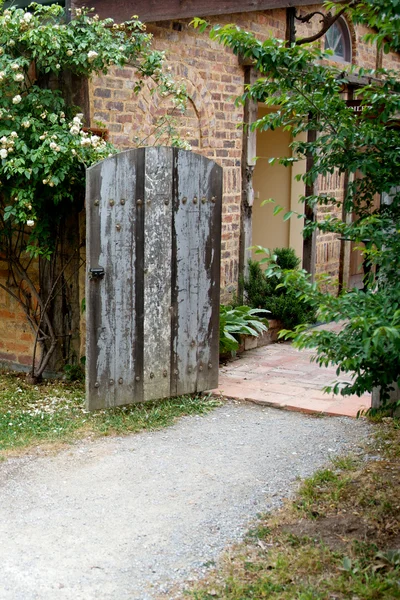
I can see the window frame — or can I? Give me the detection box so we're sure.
[324,17,352,64]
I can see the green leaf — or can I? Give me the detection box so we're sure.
[283,211,294,221]
[260,198,275,206]
[273,205,284,216]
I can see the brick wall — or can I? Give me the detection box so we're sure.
[0,264,38,370]
[88,5,397,300]
[0,4,399,370]
[315,171,345,282]
[89,9,286,301]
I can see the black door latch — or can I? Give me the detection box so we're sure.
[89,267,105,280]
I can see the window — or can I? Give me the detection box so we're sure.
[325,18,352,63]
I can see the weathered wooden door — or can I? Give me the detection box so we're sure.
[86,147,222,410]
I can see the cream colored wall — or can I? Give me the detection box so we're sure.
[289,143,307,260]
[252,106,305,263]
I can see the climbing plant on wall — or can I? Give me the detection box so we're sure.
[0,3,186,381]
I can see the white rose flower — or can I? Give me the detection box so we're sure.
[8,39,15,46]
[87,50,99,62]
[71,149,77,156]
[80,137,91,147]
[56,64,60,69]
[49,181,54,187]
[14,73,24,82]
[50,142,58,150]
[26,219,35,227]
[23,12,33,23]
[11,64,19,71]
[0,136,7,144]
[10,132,18,138]
[0,71,5,80]
[66,50,73,57]
[72,116,81,125]
[40,112,47,119]
[69,125,80,135]
[0,148,8,159]
[12,95,22,104]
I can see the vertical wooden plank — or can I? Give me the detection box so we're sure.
[134,148,145,402]
[196,161,222,391]
[170,154,179,397]
[171,150,201,396]
[143,147,173,401]
[113,151,136,406]
[87,149,138,410]
[86,155,117,409]
[86,161,103,410]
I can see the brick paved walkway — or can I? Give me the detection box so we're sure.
[215,328,371,417]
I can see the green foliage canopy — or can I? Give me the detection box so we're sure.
[194,2,400,402]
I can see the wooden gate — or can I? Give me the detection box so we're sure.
[85,147,222,410]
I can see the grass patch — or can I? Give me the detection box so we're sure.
[0,372,222,454]
[185,418,400,600]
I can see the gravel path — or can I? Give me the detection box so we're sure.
[0,402,370,599]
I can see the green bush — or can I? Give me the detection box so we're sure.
[219,305,269,355]
[243,248,316,330]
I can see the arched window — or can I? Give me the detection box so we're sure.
[325,18,352,63]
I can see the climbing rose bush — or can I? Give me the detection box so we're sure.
[0,3,186,256]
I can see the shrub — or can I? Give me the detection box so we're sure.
[244,248,317,330]
[219,305,269,355]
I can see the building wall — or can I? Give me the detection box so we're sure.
[89,9,287,301]
[0,4,399,370]
[0,266,35,368]
[88,5,396,298]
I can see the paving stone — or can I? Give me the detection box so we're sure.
[216,339,371,418]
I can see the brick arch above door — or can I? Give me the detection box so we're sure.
[90,63,216,152]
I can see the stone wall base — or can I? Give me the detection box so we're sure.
[238,319,282,352]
